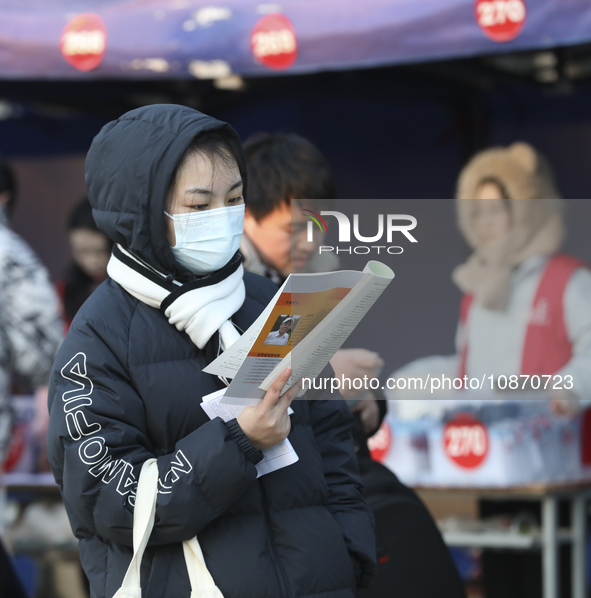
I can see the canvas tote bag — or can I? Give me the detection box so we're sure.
[113,459,224,598]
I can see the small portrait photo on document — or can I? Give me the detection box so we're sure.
[264,315,300,346]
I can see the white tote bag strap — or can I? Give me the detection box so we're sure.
[112,458,224,598]
[113,459,159,598]
[183,537,224,598]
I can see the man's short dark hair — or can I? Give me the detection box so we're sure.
[0,159,16,216]
[243,133,335,221]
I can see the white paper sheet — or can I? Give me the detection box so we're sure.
[203,280,288,379]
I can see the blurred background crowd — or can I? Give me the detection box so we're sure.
[2,1,591,598]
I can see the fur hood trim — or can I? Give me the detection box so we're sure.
[456,142,561,203]
[453,143,566,311]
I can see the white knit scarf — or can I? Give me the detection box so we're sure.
[107,244,245,351]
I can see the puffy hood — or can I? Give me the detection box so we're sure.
[85,104,246,280]
[453,143,567,310]
[456,142,561,202]
[456,142,565,263]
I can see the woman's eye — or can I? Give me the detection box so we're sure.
[228,196,243,204]
[191,203,209,210]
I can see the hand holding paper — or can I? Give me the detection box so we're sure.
[200,386,299,478]
[237,367,301,450]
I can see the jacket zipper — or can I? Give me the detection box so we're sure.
[260,483,288,598]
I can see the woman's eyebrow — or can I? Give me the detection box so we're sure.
[185,180,242,195]
[186,186,212,195]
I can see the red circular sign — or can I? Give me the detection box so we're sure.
[444,414,489,469]
[368,421,392,463]
[250,14,297,70]
[60,13,107,72]
[474,0,526,43]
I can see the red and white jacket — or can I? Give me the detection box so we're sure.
[389,254,591,420]
[459,254,590,385]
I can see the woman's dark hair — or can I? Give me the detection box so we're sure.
[242,132,336,221]
[62,197,112,323]
[166,128,247,212]
[68,196,100,232]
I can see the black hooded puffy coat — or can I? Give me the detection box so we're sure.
[47,105,376,598]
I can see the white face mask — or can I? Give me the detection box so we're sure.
[165,204,245,274]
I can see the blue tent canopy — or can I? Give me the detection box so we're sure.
[2,0,591,79]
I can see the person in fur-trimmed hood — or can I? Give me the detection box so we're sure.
[449,142,591,598]
[384,143,591,598]
[387,143,591,421]
[454,142,563,312]
[452,143,591,413]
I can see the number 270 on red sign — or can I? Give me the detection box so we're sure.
[475,0,527,42]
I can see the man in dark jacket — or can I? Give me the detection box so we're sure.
[47,105,375,598]
[241,132,466,598]
[240,132,386,438]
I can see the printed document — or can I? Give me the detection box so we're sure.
[204,260,394,405]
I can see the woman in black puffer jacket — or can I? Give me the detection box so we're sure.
[46,104,375,598]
